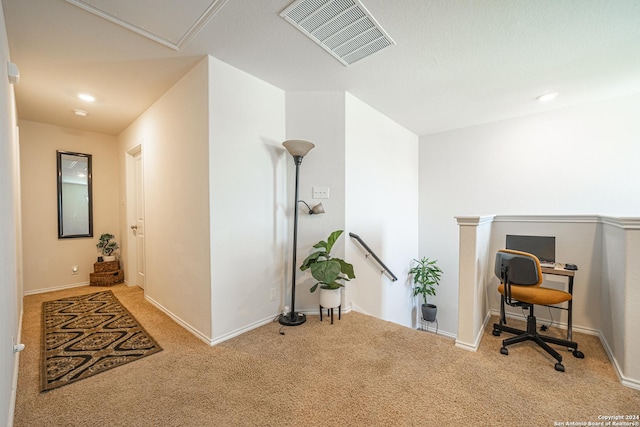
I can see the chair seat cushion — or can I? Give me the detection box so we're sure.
[498,284,572,305]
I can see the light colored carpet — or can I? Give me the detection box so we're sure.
[14,285,640,426]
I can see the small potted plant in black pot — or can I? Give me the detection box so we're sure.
[409,257,442,322]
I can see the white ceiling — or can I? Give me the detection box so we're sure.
[4,0,640,136]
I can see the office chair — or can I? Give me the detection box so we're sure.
[491,249,584,372]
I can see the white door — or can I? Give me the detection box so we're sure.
[133,152,145,288]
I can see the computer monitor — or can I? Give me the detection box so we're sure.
[505,235,555,264]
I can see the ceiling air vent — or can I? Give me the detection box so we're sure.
[280,0,395,66]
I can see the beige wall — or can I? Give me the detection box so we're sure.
[345,93,419,329]
[118,57,213,341]
[1,2,22,423]
[208,56,286,342]
[118,56,289,344]
[19,120,119,293]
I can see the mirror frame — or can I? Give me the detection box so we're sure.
[57,150,93,239]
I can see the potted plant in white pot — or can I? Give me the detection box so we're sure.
[409,257,442,322]
[300,230,355,309]
[96,233,119,262]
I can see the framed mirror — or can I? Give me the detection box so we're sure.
[57,151,93,238]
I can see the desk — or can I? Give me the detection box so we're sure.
[541,264,576,341]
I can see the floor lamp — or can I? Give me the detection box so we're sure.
[280,140,315,326]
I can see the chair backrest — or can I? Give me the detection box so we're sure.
[494,249,542,287]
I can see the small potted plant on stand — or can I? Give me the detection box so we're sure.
[409,257,442,322]
[300,230,355,312]
[96,233,119,262]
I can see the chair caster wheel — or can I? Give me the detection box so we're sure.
[554,363,565,372]
[500,347,508,355]
[492,329,501,336]
[573,350,585,359]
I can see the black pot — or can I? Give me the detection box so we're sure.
[421,303,437,322]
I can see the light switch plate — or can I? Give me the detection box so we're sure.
[313,187,329,199]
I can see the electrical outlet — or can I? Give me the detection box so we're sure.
[269,288,276,301]
[312,186,329,199]
[71,265,79,275]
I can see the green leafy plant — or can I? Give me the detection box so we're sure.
[96,233,119,256]
[409,257,442,305]
[300,230,356,292]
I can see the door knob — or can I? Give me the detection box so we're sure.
[130,225,138,230]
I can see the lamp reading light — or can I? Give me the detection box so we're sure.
[299,200,325,215]
[280,140,316,327]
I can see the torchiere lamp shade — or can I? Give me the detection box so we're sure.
[283,140,315,157]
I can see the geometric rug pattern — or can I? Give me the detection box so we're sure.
[41,290,162,392]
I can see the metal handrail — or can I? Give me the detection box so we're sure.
[348,232,398,281]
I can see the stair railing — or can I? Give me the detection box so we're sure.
[348,232,398,281]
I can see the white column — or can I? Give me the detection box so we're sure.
[455,215,494,351]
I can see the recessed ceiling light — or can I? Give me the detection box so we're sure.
[536,92,559,102]
[78,93,95,102]
[73,109,89,117]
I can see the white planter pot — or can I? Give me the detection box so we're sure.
[103,255,116,262]
[319,288,341,308]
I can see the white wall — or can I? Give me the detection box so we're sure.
[285,92,347,313]
[19,121,119,293]
[208,56,287,342]
[119,56,288,344]
[119,57,212,341]
[621,227,640,383]
[345,93,419,328]
[455,216,494,349]
[420,93,640,336]
[601,222,625,367]
[601,221,640,386]
[0,3,22,425]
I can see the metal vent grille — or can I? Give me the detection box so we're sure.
[280,0,395,66]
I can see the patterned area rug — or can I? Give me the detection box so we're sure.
[41,290,162,392]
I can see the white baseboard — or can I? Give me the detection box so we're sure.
[7,307,23,427]
[144,294,212,345]
[435,329,457,340]
[598,332,640,391]
[23,281,89,296]
[487,308,600,337]
[210,315,280,346]
[455,310,492,352]
[145,294,305,347]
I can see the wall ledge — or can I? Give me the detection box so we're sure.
[600,216,640,230]
[494,214,601,223]
[455,215,495,226]
[456,214,640,229]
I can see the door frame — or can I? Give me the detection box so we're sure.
[125,143,144,288]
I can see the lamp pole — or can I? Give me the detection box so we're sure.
[279,155,306,326]
[279,140,315,327]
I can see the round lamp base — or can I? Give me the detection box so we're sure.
[278,312,306,326]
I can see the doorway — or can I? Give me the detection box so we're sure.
[126,144,145,288]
